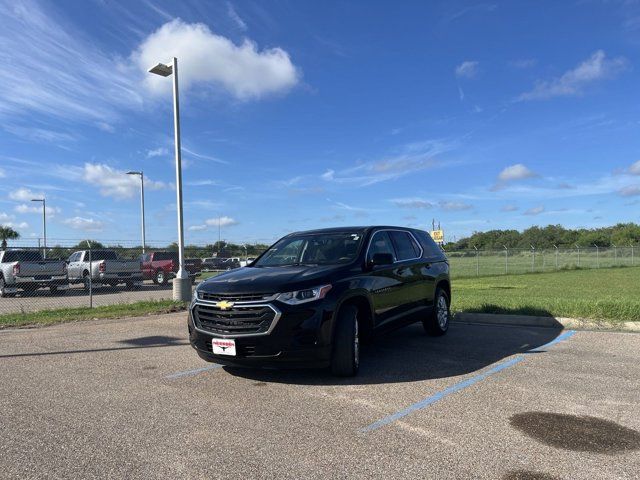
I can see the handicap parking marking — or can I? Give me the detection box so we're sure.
[360,330,577,433]
[165,364,223,379]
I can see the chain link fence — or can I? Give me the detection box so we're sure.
[1,241,638,316]
[0,243,268,316]
[445,245,639,278]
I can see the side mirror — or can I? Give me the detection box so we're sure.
[370,252,394,267]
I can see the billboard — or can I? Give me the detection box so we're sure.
[430,230,444,243]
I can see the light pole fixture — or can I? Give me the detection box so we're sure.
[31,198,46,259]
[148,57,190,301]
[127,171,146,254]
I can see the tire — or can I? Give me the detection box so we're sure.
[82,272,91,292]
[125,281,135,290]
[330,304,360,377]
[50,286,67,296]
[423,287,450,336]
[155,269,167,286]
[0,276,15,298]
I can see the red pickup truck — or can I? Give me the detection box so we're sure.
[141,252,202,285]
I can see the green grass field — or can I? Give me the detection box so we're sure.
[452,266,640,322]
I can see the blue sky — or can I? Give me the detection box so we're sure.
[1,0,640,246]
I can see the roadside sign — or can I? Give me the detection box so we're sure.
[430,230,444,243]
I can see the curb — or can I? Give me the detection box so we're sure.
[452,312,640,333]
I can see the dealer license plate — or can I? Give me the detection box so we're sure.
[212,338,236,356]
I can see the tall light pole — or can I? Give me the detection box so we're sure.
[149,57,190,301]
[126,171,146,254]
[31,198,46,259]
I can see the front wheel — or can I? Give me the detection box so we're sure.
[155,269,167,286]
[423,287,450,336]
[330,305,360,377]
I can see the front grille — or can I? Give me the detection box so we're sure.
[193,303,277,336]
[198,292,274,302]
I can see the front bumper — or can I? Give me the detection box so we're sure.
[188,298,336,368]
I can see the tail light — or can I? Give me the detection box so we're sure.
[99,261,106,273]
[13,263,20,275]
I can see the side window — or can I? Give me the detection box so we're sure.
[367,231,396,263]
[416,231,443,259]
[390,231,421,261]
[69,252,79,262]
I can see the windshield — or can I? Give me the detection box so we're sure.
[254,232,363,267]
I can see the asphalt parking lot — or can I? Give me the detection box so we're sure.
[1,315,639,479]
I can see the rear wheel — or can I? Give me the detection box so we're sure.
[155,269,167,286]
[82,272,91,291]
[423,287,450,336]
[330,304,360,377]
[0,276,15,298]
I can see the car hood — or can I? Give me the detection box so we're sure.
[197,264,348,294]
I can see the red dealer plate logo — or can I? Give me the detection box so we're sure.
[212,338,236,356]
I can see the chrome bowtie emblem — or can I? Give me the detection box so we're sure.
[215,300,235,310]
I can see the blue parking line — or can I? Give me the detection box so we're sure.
[361,329,577,433]
[166,364,222,379]
[528,329,576,352]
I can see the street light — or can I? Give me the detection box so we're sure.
[126,171,146,254]
[148,57,190,301]
[31,198,46,259]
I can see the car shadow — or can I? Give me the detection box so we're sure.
[223,319,563,386]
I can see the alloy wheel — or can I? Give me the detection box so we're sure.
[437,294,449,330]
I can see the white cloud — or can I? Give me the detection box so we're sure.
[498,164,537,182]
[518,50,627,101]
[83,163,168,199]
[8,187,44,202]
[226,2,247,31]
[147,147,168,158]
[205,216,238,228]
[182,147,227,165]
[524,205,545,216]
[501,205,519,212]
[619,185,640,197]
[0,167,5,178]
[14,204,60,216]
[510,59,537,69]
[629,160,640,175]
[133,19,299,100]
[96,122,115,133]
[391,198,433,209]
[63,216,104,231]
[1,221,29,230]
[0,212,13,222]
[190,216,239,231]
[439,201,472,211]
[321,169,335,181]
[455,61,479,78]
[0,1,142,123]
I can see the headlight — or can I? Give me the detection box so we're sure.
[276,284,332,305]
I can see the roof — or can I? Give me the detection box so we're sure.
[287,225,419,236]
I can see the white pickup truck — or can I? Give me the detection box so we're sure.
[67,250,143,290]
[0,250,69,297]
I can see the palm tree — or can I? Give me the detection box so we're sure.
[0,226,20,250]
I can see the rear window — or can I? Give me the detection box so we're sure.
[153,252,177,261]
[91,250,118,260]
[389,231,421,261]
[2,250,44,262]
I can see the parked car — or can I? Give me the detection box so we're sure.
[67,250,143,290]
[188,226,450,376]
[141,251,201,285]
[0,249,69,297]
[221,257,241,270]
[202,257,225,271]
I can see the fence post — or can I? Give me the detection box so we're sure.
[632,244,635,266]
[594,243,599,268]
[503,245,508,274]
[531,244,535,272]
[473,245,479,277]
[553,244,558,269]
[86,240,93,309]
[576,244,580,267]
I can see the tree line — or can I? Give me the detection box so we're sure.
[447,223,640,250]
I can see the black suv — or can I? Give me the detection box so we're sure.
[189,226,450,376]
